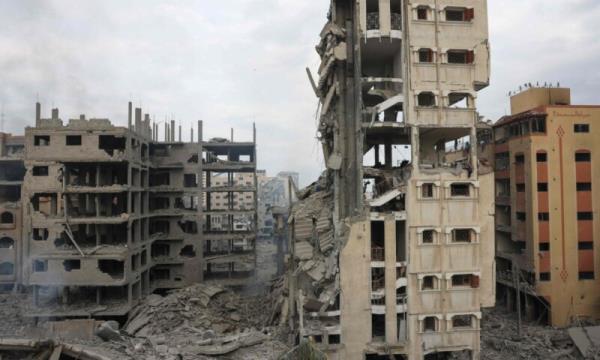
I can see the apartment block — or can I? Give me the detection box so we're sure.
[494,87,600,327]
[0,133,25,290]
[18,103,256,317]
[201,128,258,286]
[291,1,494,359]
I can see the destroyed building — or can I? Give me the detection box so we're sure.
[0,132,25,291]
[201,127,258,286]
[287,0,494,359]
[494,87,600,327]
[16,103,257,317]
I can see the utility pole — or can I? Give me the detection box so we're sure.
[513,263,522,335]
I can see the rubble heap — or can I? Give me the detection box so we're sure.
[122,283,289,359]
[0,284,290,360]
[481,308,579,360]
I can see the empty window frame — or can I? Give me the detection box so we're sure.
[538,212,550,221]
[578,212,594,221]
[445,7,474,22]
[516,212,526,221]
[32,166,49,176]
[421,183,434,198]
[419,48,434,63]
[531,118,546,133]
[66,135,82,146]
[515,154,525,164]
[450,183,470,197]
[417,92,436,107]
[447,50,474,64]
[574,124,590,133]
[578,242,594,250]
[537,183,548,192]
[536,152,547,162]
[0,262,14,275]
[575,151,591,162]
[539,243,550,251]
[540,272,551,281]
[423,316,438,332]
[452,229,473,243]
[33,228,49,241]
[452,314,474,329]
[34,135,50,146]
[516,184,526,192]
[451,274,479,288]
[0,237,14,249]
[579,272,595,280]
[0,211,14,224]
[33,259,48,272]
[421,275,439,290]
[448,93,470,109]
[422,229,436,244]
[417,6,428,20]
[577,183,592,191]
[63,259,81,271]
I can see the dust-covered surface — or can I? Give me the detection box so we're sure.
[0,284,291,360]
[481,307,600,360]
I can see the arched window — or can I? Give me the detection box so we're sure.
[0,237,14,249]
[0,212,14,224]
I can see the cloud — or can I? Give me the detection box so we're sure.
[1,1,599,185]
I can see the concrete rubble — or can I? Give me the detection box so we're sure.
[481,307,600,360]
[0,283,291,359]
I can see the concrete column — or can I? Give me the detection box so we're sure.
[135,108,142,134]
[35,102,41,126]
[170,120,175,142]
[384,215,398,343]
[128,102,132,129]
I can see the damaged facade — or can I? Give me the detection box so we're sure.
[494,87,600,327]
[0,133,25,290]
[289,1,494,359]
[15,103,257,317]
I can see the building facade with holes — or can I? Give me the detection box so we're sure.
[297,0,494,359]
[0,133,25,289]
[494,87,600,327]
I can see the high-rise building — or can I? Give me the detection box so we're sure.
[494,87,600,327]
[289,1,494,359]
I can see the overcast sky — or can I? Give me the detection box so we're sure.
[1,1,600,186]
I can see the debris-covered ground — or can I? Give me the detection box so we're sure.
[0,283,291,359]
[481,307,600,360]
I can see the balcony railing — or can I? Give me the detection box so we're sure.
[391,13,402,30]
[367,12,379,30]
[372,276,385,291]
[371,247,385,261]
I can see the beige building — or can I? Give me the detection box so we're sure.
[494,87,600,327]
[17,103,257,317]
[290,1,494,359]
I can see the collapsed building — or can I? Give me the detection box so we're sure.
[13,103,257,317]
[287,0,494,359]
[494,87,600,327]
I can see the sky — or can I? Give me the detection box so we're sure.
[1,1,600,186]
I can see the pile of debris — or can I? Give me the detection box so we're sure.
[481,307,592,360]
[121,283,289,359]
[0,284,290,360]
